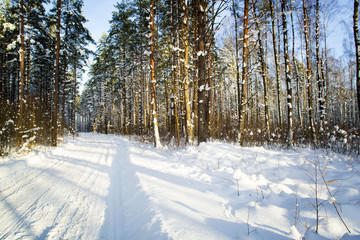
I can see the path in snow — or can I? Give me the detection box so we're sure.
[0,134,135,239]
[0,133,359,240]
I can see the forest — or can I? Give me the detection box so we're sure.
[0,0,359,155]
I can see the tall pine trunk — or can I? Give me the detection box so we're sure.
[232,0,241,131]
[150,0,161,147]
[269,0,283,127]
[52,0,61,146]
[139,0,145,134]
[354,0,360,121]
[252,0,270,140]
[170,0,180,146]
[182,0,193,144]
[72,61,77,135]
[239,0,249,146]
[197,0,208,144]
[192,0,198,142]
[19,0,25,130]
[281,0,293,148]
[315,0,325,132]
[290,1,302,128]
[303,0,317,143]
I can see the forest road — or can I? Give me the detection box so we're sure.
[0,133,138,240]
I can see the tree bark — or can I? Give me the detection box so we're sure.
[232,0,241,131]
[303,0,317,143]
[72,61,77,135]
[182,0,194,144]
[290,1,302,128]
[239,0,249,146]
[19,0,25,130]
[192,0,198,142]
[52,0,61,146]
[354,0,360,121]
[281,0,293,148]
[269,0,283,127]
[252,0,270,140]
[171,0,180,146]
[150,0,161,147]
[138,0,145,134]
[197,0,208,144]
[316,0,325,132]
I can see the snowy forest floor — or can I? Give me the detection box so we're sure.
[0,133,360,240]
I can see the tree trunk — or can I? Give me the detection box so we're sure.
[197,0,208,144]
[232,0,241,132]
[281,0,293,148]
[150,0,161,147]
[354,0,360,121]
[239,0,249,146]
[19,0,25,130]
[171,0,180,146]
[290,1,302,128]
[182,0,194,144]
[122,50,127,134]
[252,0,270,140]
[139,0,144,134]
[303,0,317,143]
[192,0,198,142]
[72,61,77,135]
[316,0,325,132]
[52,0,61,147]
[270,0,283,127]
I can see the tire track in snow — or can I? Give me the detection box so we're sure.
[0,137,109,239]
[99,137,125,239]
[0,158,77,239]
[0,155,67,200]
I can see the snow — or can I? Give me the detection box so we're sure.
[0,133,359,240]
[197,51,206,57]
[199,84,205,92]
[3,22,16,32]
[7,41,17,51]
[144,50,151,56]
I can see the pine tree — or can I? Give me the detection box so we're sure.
[315,0,325,132]
[181,0,194,144]
[354,0,360,121]
[197,0,208,144]
[150,0,161,147]
[239,0,249,146]
[303,0,317,144]
[51,0,61,147]
[269,0,283,127]
[281,0,293,148]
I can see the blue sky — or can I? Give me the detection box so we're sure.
[80,0,118,90]
[80,0,350,59]
[78,0,351,91]
[82,0,118,51]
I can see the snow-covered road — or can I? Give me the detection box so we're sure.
[0,134,129,239]
[0,133,359,240]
